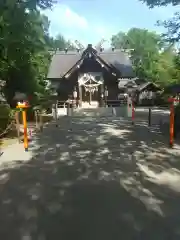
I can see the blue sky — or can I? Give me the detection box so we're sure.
[42,0,180,47]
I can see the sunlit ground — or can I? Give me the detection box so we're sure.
[0,116,180,239]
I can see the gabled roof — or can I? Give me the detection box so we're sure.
[99,50,134,77]
[47,45,135,79]
[47,51,81,79]
[137,82,161,92]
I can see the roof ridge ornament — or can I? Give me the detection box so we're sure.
[74,40,85,51]
[95,38,106,52]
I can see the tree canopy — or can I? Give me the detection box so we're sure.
[0,0,73,106]
[112,27,180,86]
[140,0,180,7]
[0,0,56,10]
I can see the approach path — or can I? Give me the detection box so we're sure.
[0,116,180,239]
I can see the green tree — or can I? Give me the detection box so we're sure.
[112,28,162,81]
[0,0,75,106]
[0,0,60,104]
[0,5,50,104]
[156,46,177,86]
[111,28,178,86]
[171,51,180,83]
[50,34,76,50]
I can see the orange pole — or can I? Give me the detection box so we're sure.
[22,109,28,151]
[169,103,174,148]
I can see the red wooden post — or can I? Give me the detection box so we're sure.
[168,97,180,148]
[169,103,174,148]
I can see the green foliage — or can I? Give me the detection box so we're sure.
[52,34,75,50]
[111,28,180,86]
[0,104,11,133]
[0,0,55,11]
[140,0,180,7]
[0,0,73,108]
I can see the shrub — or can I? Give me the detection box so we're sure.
[0,104,11,134]
[154,93,169,106]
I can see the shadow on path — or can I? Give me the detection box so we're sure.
[0,117,180,239]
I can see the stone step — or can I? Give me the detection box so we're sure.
[81,101,99,108]
[73,107,113,117]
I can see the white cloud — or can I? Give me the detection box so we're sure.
[94,26,106,37]
[42,4,88,37]
[64,7,88,29]
[93,26,117,47]
[42,4,114,47]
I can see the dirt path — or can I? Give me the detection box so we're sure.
[0,116,180,239]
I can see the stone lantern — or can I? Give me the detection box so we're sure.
[104,86,108,107]
[73,87,78,108]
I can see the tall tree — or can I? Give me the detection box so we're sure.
[52,34,75,50]
[0,1,52,104]
[0,0,75,105]
[156,46,177,85]
[111,28,178,86]
[112,28,162,81]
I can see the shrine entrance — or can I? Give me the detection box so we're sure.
[82,85,99,103]
[78,72,103,105]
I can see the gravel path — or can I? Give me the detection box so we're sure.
[1,116,180,239]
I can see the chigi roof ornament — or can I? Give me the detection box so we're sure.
[74,40,85,51]
[95,38,106,51]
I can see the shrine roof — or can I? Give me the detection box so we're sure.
[47,51,81,79]
[99,50,134,77]
[47,47,135,79]
[137,82,161,92]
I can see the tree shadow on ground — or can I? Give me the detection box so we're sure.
[0,116,180,239]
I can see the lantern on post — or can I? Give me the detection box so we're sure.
[126,82,135,124]
[73,87,77,99]
[14,92,30,151]
[104,86,108,107]
[33,105,42,131]
[73,87,77,108]
[126,81,135,97]
[51,91,58,127]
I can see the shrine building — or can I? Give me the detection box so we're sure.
[47,43,135,107]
